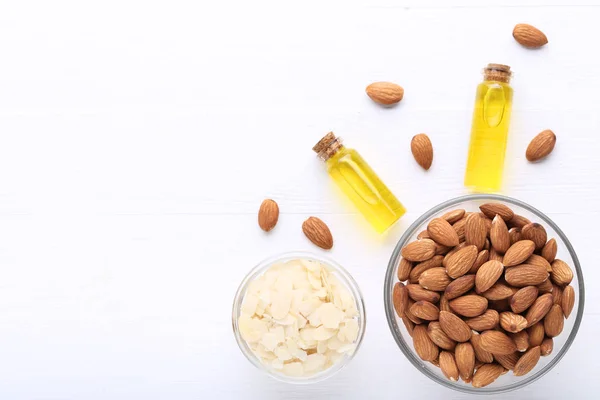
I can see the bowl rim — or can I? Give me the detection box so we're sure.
[232,250,367,384]
[383,194,585,394]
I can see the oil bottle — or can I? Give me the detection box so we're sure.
[464,64,514,193]
[313,132,406,233]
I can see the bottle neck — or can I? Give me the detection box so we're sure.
[317,139,344,161]
[483,63,512,84]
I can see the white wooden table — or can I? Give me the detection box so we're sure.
[0,0,599,398]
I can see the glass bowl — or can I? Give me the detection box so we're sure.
[232,251,366,384]
[384,194,585,394]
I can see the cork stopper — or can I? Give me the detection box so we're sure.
[312,132,344,161]
[483,63,512,83]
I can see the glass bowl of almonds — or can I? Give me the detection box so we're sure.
[233,251,366,383]
[384,194,584,394]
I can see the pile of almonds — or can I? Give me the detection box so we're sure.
[392,203,576,388]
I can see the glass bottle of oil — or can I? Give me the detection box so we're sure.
[464,64,514,193]
[313,132,406,233]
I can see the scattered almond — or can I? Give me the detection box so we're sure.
[465,309,499,331]
[514,346,541,376]
[475,260,504,294]
[427,321,457,350]
[526,129,556,161]
[449,295,488,317]
[258,199,279,231]
[413,324,439,362]
[513,23,548,48]
[510,286,539,314]
[479,330,517,355]
[401,239,437,262]
[472,363,504,388]
[500,312,528,333]
[411,134,434,170]
[439,311,472,342]
[521,223,547,250]
[561,285,575,318]
[302,216,333,249]
[365,81,404,105]
[544,304,564,337]
[503,240,536,266]
[480,203,515,221]
[541,238,558,263]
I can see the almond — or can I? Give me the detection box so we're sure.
[392,282,409,318]
[412,324,439,362]
[405,299,423,325]
[552,284,563,305]
[526,129,556,161]
[479,330,517,355]
[409,255,444,283]
[480,203,515,221]
[521,223,547,250]
[427,321,457,350]
[503,240,536,266]
[526,254,552,272]
[528,322,545,347]
[439,293,451,313]
[510,286,539,313]
[439,311,472,342]
[471,333,494,363]
[550,259,573,286]
[541,238,558,263]
[465,309,499,331]
[402,317,415,336]
[489,249,503,263]
[525,293,553,327]
[406,284,441,303]
[469,250,490,274]
[490,215,510,254]
[449,295,488,318]
[475,260,504,294]
[411,133,434,170]
[540,337,553,356]
[442,209,465,224]
[513,23,548,48]
[509,227,522,245]
[544,304,564,337]
[417,230,430,240]
[439,351,460,382]
[514,346,541,376]
[258,199,279,231]
[410,301,440,321]
[445,274,476,300]
[495,352,520,371]
[453,218,467,242]
[455,342,476,381]
[500,312,528,333]
[482,283,515,301]
[434,242,452,256]
[508,214,532,229]
[511,330,530,352]
[419,267,451,291]
[442,243,467,267]
[397,258,413,282]
[561,285,575,318]
[302,216,333,249]
[445,245,478,279]
[505,264,549,287]
[537,278,554,294]
[401,239,436,262]
[472,363,504,388]
[465,213,487,251]
[365,81,404,105]
[427,217,459,247]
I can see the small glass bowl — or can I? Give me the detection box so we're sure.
[232,251,366,384]
[384,194,585,394]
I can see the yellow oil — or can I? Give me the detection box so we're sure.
[464,80,513,193]
[326,147,406,233]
